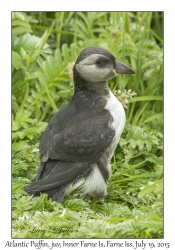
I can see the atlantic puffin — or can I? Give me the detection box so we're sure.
[25,47,135,203]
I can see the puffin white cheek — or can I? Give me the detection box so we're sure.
[89,67,111,82]
[76,64,112,82]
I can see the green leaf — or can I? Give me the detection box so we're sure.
[128,96,163,103]
[12,184,25,194]
[143,113,163,124]
[12,20,31,28]
[38,30,49,51]
[55,49,63,71]
[13,33,52,61]
[146,154,163,165]
[37,71,58,112]
[64,199,90,212]
[12,51,24,70]
[62,43,69,65]
[52,80,70,89]
[25,72,38,80]
[12,26,33,35]
[12,140,29,151]
[12,12,25,20]
[19,83,29,112]
[35,99,41,119]
[138,179,163,198]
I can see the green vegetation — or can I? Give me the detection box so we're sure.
[12,12,163,238]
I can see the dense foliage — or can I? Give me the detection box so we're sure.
[12,12,163,238]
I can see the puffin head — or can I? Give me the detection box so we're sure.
[74,47,135,83]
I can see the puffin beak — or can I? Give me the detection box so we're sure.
[115,59,135,74]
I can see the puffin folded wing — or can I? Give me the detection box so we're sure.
[24,161,92,203]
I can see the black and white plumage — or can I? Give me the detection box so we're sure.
[25,47,135,203]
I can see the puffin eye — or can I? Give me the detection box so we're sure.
[96,59,101,65]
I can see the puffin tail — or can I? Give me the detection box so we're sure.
[24,182,67,203]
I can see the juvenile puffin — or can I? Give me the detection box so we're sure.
[25,47,135,203]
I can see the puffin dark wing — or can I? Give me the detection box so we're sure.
[25,161,91,193]
[40,109,115,164]
[25,109,115,201]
